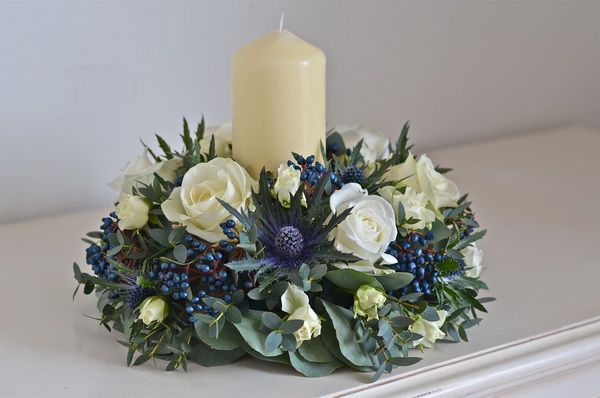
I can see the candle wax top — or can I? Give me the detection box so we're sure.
[233,30,325,63]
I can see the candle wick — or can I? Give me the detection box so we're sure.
[279,12,285,31]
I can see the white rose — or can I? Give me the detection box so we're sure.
[354,285,386,321]
[281,284,321,343]
[409,310,447,348]
[115,194,150,230]
[461,243,484,278]
[378,186,435,230]
[383,151,419,189]
[108,149,182,196]
[202,122,232,158]
[329,183,397,264]
[138,297,169,325]
[332,125,391,162]
[273,164,302,206]
[161,158,255,242]
[416,154,460,209]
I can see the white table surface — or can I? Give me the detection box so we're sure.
[1,126,599,397]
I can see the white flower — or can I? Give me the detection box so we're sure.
[115,194,150,230]
[138,297,168,325]
[281,284,321,343]
[332,125,391,162]
[409,310,447,348]
[461,243,484,278]
[378,186,436,230]
[273,164,302,206]
[353,285,386,320]
[108,149,181,196]
[416,155,460,209]
[329,183,397,264]
[383,151,419,189]
[202,122,232,158]
[161,158,255,242]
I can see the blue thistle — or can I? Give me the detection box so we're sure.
[250,169,356,269]
[124,285,154,309]
[340,166,365,185]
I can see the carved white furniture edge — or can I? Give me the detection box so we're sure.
[0,126,598,397]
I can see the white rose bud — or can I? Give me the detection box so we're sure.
[273,164,302,207]
[281,284,322,344]
[378,186,436,230]
[202,122,232,158]
[116,194,150,230]
[353,285,386,321]
[416,155,460,209]
[161,158,255,242]
[461,243,484,278]
[329,183,397,265]
[138,297,169,325]
[409,310,447,348]
[108,148,181,196]
[332,125,391,162]
[383,152,419,190]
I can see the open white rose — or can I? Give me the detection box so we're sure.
[378,186,435,230]
[116,194,150,230]
[416,155,460,209]
[108,149,181,196]
[409,310,447,348]
[329,183,397,264]
[383,151,419,189]
[161,158,255,242]
[138,297,169,325]
[273,163,302,206]
[461,243,484,278]
[354,285,386,321]
[281,284,321,343]
[202,122,232,158]
[332,125,391,162]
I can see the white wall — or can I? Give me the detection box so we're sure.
[1,1,600,224]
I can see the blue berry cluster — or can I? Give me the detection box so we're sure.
[85,212,118,281]
[340,165,366,185]
[287,154,343,189]
[386,232,440,296]
[155,262,191,300]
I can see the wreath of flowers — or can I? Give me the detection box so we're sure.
[73,118,491,381]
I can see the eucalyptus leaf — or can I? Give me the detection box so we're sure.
[288,350,343,377]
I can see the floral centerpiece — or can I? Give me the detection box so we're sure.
[73,118,490,381]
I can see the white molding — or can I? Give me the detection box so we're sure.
[327,317,600,398]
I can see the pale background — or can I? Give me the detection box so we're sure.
[1,0,600,224]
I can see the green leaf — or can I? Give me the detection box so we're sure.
[155,134,174,159]
[226,306,243,324]
[421,306,440,322]
[73,262,82,282]
[181,117,193,151]
[324,269,383,292]
[83,280,95,295]
[298,337,338,363]
[320,300,374,367]
[173,244,187,263]
[288,351,343,377]
[194,321,242,350]
[374,272,414,291]
[168,227,187,245]
[233,311,283,357]
[149,229,170,246]
[265,331,282,353]
[390,356,422,366]
[133,353,151,366]
[437,259,461,273]
[188,342,245,367]
[280,319,304,335]
[458,325,469,342]
[261,312,282,330]
[390,316,414,329]
[453,230,487,251]
[225,258,263,272]
[430,220,451,242]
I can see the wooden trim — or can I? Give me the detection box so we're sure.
[326,317,600,397]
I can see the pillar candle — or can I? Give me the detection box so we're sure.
[232,30,326,178]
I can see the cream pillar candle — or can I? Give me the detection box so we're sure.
[232,30,326,178]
